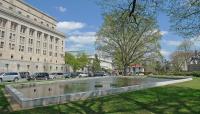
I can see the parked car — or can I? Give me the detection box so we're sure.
[0,72,20,82]
[19,72,30,78]
[93,71,106,77]
[49,72,64,79]
[63,72,71,78]
[79,72,88,77]
[70,72,80,78]
[30,72,49,80]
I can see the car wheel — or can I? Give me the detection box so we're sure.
[13,78,19,82]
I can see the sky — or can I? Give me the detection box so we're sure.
[24,0,194,60]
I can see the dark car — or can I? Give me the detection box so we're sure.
[63,72,71,78]
[70,72,80,78]
[93,72,106,77]
[30,72,49,80]
[19,72,30,78]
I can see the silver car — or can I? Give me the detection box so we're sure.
[0,72,21,82]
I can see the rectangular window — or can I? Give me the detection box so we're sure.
[36,49,41,54]
[43,50,47,55]
[29,28,34,36]
[10,22,17,31]
[28,47,33,53]
[36,41,40,47]
[0,30,5,38]
[20,25,26,33]
[0,42,4,48]
[9,33,15,42]
[0,18,7,28]
[37,31,42,39]
[19,45,24,52]
[28,38,33,45]
[20,36,25,44]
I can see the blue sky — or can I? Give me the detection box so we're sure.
[25,0,189,60]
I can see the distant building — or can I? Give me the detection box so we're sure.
[188,50,200,71]
[89,55,113,70]
[127,64,144,75]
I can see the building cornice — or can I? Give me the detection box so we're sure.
[0,6,66,38]
[16,0,57,22]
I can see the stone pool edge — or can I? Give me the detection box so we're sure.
[5,77,193,110]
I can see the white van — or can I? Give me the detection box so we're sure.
[0,72,20,82]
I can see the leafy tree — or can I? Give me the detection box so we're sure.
[92,54,101,72]
[78,53,89,70]
[65,52,80,72]
[96,11,161,75]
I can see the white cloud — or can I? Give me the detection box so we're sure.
[57,21,86,32]
[162,39,181,46]
[56,6,67,12]
[160,50,171,57]
[66,44,84,51]
[160,31,168,35]
[68,32,97,45]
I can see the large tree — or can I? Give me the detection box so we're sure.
[167,0,200,37]
[96,11,161,75]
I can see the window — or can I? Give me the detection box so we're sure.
[30,57,32,61]
[0,30,5,38]
[18,11,21,14]
[10,22,17,31]
[49,44,53,50]
[43,50,47,55]
[55,46,58,51]
[49,51,52,56]
[34,18,37,21]
[62,41,64,45]
[55,53,57,57]
[0,2,2,6]
[41,21,43,24]
[50,36,54,42]
[36,49,40,54]
[9,43,15,50]
[26,15,30,18]
[47,24,49,27]
[36,65,38,70]
[0,42,4,48]
[20,25,27,33]
[19,45,24,52]
[44,34,48,41]
[37,31,42,39]
[17,64,20,70]
[20,36,25,44]
[28,38,33,45]
[21,56,23,60]
[9,33,15,42]
[55,38,59,44]
[36,41,40,47]
[11,54,13,59]
[29,29,34,36]
[43,43,47,49]
[28,47,32,53]
[37,58,39,62]
[56,67,58,70]
[27,65,30,70]
[0,53,2,57]
[0,18,7,28]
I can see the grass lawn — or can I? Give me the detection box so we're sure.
[0,78,200,114]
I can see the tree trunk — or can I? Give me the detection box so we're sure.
[123,65,128,76]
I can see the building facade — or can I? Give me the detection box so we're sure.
[0,0,66,73]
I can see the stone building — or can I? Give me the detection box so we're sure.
[0,0,66,73]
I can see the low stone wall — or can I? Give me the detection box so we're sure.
[5,77,193,109]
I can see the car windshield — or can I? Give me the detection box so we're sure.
[50,73,56,75]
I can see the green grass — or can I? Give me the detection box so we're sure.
[0,78,200,114]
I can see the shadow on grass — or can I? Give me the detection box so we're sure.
[7,86,199,114]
